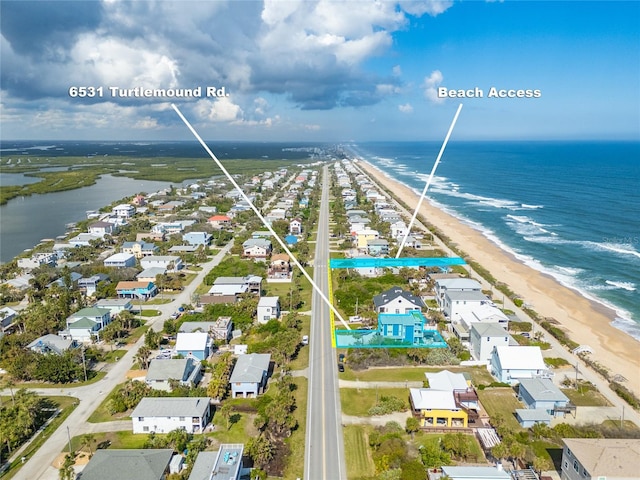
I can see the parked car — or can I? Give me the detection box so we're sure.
[302,335,309,345]
[337,363,345,372]
[338,353,345,363]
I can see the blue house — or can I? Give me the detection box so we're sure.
[518,378,573,416]
[175,332,210,361]
[378,311,426,345]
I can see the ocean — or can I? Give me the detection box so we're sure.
[347,141,640,341]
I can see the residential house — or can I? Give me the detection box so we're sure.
[443,290,492,321]
[80,449,174,480]
[456,304,509,337]
[188,444,244,480]
[490,345,549,385]
[113,203,136,218]
[27,334,76,355]
[0,306,17,332]
[409,388,468,428]
[268,253,292,281]
[515,408,553,428]
[518,377,573,418]
[435,277,482,308]
[122,241,158,258]
[175,332,210,360]
[349,216,371,233]
[145,358,202,391]
[65,306,111,342]
[17,252,57,271]
[355,229,379,250]
[179,317,233,342]
[183,232,212,246]
[469,323,512,362]
[208,215,231,230]
[140,255,183,272]
[402,235,422,249]
[373,287,425,314]
[242,238,272,259]
[438,465,511,480]
[560,438,640,480]
[378,311,427,345]
[168,245,198,254]
[132,194,146,206]
[68,232,102,247]
[230,353,271,398]
[78,274,110,297]
[257,297,280,324]
[367,239,389,256]
[47,272,82,290]
[289,218,303,235]
[116,281,158,300]
[88,221,117,237]
[212,276,262,296]
[104,253,136,268]
[389,221,408,239]
[157,200,185,212]
[131,397,211,434]
[137,267,167,283]
[94,298,133,316]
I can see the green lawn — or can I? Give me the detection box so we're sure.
[344,425,375,479]
[103,350,127,363]
[208,405,256,444]
[87,383,133,423]
[561,387,612,407]
[144,298,173,305]
[283,377,308,480]
[124,324,150,344]
[477,388,524,432]
[67,430,148,453]
[15,371,107,389]
[340,387,409,417]
[340,365,495,387]
[140,309,161,317]
[413,431,485,463]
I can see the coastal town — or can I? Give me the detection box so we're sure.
[0,153,639,480]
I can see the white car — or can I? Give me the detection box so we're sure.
[302,335,309,345]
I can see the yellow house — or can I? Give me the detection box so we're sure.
[356,229,379,249]
[409,388,468,428]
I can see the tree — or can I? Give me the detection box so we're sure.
[491,442,508,463]
[145,329,160,349]
[219,403,233,430]
[81,433,96,457]
[533,456,552,474]
[58,452,76,480]
[400,459,426,480]
[405,417,420,440]
[247,434,274,470]
[135,346,151,370]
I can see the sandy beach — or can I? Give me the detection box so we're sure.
[359,161,640,397]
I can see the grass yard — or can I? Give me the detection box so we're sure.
[340,387,409,417]
[339,365,495,387]
[124,324,150,344]
[87,383,133,423]
[343,425,375,479]
[103,350,127,363]
[530,440,564,471]
[139,309,161,317]
[144,298,173,305]
[209,405,257,445]
[476,388,524,432]
[15,371,106,389]
[67,430,148,453]
[288,316,311,371]
[561,388,612,407]
[282,377,308,480]
[414,431,485,463]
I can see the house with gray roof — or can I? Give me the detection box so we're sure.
[65,306,111,342]
[27,334,76,355]
[131,397,211,434]
[518,377,573,416]
[145,358,202,391]
[188,444,245,480]
[80,449,174,480]
[229,353,271,398]
[373,287,425,314]
[469,322,512,361]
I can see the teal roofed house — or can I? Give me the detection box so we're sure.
[65,307,111,342]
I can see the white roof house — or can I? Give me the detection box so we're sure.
[490,345,548,385]
[131,397,210,434]
[175,332,210,360]
[409,388,457,410]
[425,370,469,392]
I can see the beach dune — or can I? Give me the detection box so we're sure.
[359,161,640,398]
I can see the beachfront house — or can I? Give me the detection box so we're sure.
[490,345,549,385]
[469,323,512,362]
[373,287,425,314]
[378,311,429,345]
[518,377,573,416]
[131,397,211,434]
[435,277,483,307]
[442,290,492,320]
[229,353,271,398]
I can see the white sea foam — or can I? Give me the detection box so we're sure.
[605,280,637,291]
[506,215,553,237]
[611,317,640,341]
[521,204,544,209]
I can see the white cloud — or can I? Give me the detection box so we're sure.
[399,0,454,17]
[393,65,403,77]
[423,69,445,104]
[398,103,413,113]
[195,97,243,123]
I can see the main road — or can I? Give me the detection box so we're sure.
[304,165,347,480]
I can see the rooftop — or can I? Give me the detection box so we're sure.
[562,438,640,477]
[230,353,271,383]
[80,449,174,480]
[131,397,210,418]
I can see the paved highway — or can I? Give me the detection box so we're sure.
[304,165,347,480]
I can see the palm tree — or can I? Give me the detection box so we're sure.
[135,346,151,370]
[81,433,96,457]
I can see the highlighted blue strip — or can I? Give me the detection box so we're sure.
[329,257,465,269]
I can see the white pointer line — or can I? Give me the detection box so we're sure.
[172,103,351,330]
[396,103,463,258]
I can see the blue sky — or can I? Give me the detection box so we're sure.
[1,1,638,142]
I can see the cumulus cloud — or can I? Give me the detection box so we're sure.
[423,69,445,104]
[398,103,414,113]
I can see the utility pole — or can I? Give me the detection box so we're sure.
[81,347,88,382]
[67,426,72,453]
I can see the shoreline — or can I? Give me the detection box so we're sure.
[358,160,640,398]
